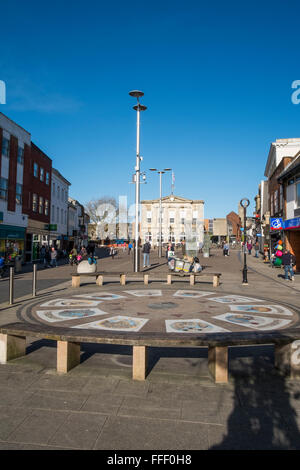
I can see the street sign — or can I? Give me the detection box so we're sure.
[45,224,57,231]
[270,218,283,230]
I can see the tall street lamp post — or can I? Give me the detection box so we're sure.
[240,198,250,285]
[129,90,147,272]
[149,168,172,258]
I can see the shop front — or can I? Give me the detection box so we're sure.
[26,220,52,262]
[0,225,26,262]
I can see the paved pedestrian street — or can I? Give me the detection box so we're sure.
[0,248,300,450]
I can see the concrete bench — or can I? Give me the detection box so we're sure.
[167,272,221,287]
[71,272,128,288]
[1,322,300,383]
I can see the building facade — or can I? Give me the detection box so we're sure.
[50,168,71,249]
[23,142,52,261]
[0,113,30,260]
[141,195,204,246]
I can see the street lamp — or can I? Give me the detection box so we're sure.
[240,198,250,285]
[149,168,172,258]
[129,90,147,272]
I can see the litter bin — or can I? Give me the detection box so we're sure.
[14,256,22,273]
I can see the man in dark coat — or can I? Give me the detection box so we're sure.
[282,250,296,281]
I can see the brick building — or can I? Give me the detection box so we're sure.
[226,211,241,241]
[277,152,300,270]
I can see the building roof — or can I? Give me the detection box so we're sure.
[52,167,71,186]
[141,194,204,204]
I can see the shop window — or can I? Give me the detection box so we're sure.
[39,196,44,214]
[16,184,22,205]
[17,147,24,164]
[0,177,8,200]
[2,137,9,158]
[32,194,38,212]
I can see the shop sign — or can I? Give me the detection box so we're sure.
[44,224,57,231]
[283,217,300,230]
[270,218,283,230]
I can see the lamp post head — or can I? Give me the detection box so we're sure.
[129,90,144,98]
[133,104,147,111]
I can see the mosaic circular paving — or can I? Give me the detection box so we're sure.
[22,288,300,334]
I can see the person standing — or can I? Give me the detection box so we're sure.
[128,242,133,255]
[254,241,259,258]
[282,250,296,281]
[223,242,229,256]
[50,247,57,268]
[142,240,151,268]
[40,245,46,265]
[247,241,252,255]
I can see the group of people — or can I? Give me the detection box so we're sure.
[69,244,96,266]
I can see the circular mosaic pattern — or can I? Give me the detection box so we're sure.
[20,288,300,335]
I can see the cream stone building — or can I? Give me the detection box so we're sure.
[141,195,204,246]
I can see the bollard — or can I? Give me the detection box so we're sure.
[32,262,37,297]
[9,266,14,305]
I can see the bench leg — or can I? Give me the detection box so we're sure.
[275,341,300,379]
[120,274,126,286]
[190,274,195,286]
[0,333,26,364]
[213,275,220,287]
[167,274,172,285]
[208,346,228,383]
[144,274,149,285]
[96,275,103,286]
[132,345,148,380]
[72,276,80,288]
[57,341,81,373]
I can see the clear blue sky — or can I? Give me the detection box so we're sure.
[1,0,300,217]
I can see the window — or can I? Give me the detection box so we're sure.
[17,147,24,164]
[40,167,44,182]
[2,137,9,157]
[53,182,55,195]
[279,185,283,211]
[16,184,22,205]
[33,163,38,178]
[46,172,50,185]
[32,194,38,212]
[64,210,67,224]
[52,205,54,221]
[45,199,49,216]
[61,209,63,224]
[57,207,59,222]
[0,177,8,200]
[274,189,278,214]
[57,186,60,200]
[39,196,44,214]
[146,211,152,223]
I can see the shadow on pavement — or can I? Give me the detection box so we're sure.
[210,346,300,450]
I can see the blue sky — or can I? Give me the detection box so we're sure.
[1,0,300,217]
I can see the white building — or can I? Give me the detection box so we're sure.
[50,168,71,248]
[141,194,204,246]
[264,138,300,179]
[68,197,89,248]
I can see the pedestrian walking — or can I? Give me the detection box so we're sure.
[50,247,57,267]
[142,240,151,268]
[282,249,296,281]
[40,245,46,265]
[223,242,229,256]
[128,242,133,255]
[44,247,51,267]
[254,241,259,258]
[247,241,252,255]
[110,246,116,259]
